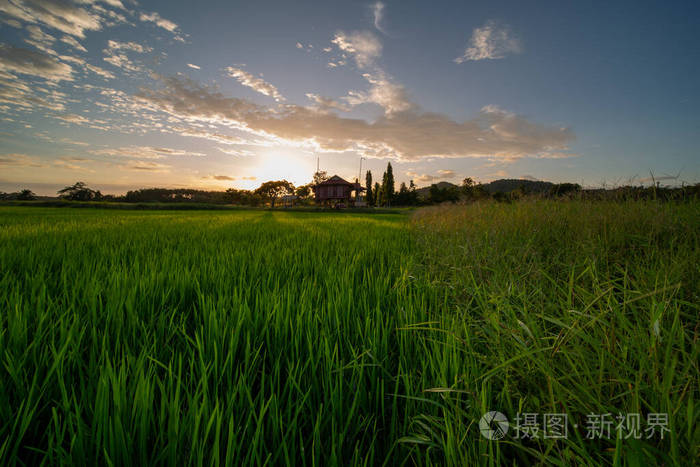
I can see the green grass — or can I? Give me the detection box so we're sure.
[0,201,697,465]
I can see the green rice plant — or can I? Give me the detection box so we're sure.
[0,201,697,465]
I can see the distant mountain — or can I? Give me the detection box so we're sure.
[415,181,458,200]
[412,178,558,201]
[480,179,555,194]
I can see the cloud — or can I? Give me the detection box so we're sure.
[139,11,184,41]
[107,40,152,53]
[295,42,303,49]
[331,31,381,68]
[121,160,171,172]
[454,20,521,63]
[217,146,255,157]
[406,169,457,183]
[343,72,412,114]
[85,0,125,11]
[0,0,103,38]
[53,157,93,171]
[135,76,575,161]
[55,113,89,124]
[91,145,205,159]
[103,52,140,72]
[328,30,409,114]
[225,66,284,101]
[173,127,271,146]
[25,25,56,53]
[0,44,73,81]
[371,2,386,34]
[305,93,350,112]
[203,174,256,181]
[60,35,87,52]
[86,63,114,79]
[0,73,67,110]
[0,152,46,167]
[187,63,200,70]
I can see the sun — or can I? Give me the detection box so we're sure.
[254,150,315,187]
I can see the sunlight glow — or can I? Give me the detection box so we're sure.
[253,149,316,188]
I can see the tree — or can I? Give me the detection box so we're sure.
[461,177,476,199]
[17,189,37,200]
[374,181,381,207]
[428,183,460,204]
[381,162,395,206]
[312,171,328,185]
[254,180,294,207]
[225,188,262,206]
[365,170,373,206]
[58,182,102,201]
[394,181,419,206]
[295,184,312,198]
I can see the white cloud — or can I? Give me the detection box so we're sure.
[306,93,350,112]
[121,160,171,172]
[26,25,55,44]
[86,63,114,79]
[0,152,46,167]
[55,113,89,124]
[60,35,87,52]
[225,66,284,101]
[331,31,381,68]
[454,20,521,63]
[371,2,386,34]
[107,40,152,53]
[343,72,412,114]
[217,147,255,157]
[135,76,575,161]
[0,44,73,81]
[0,0,103,38]
[103,52,140,72]
[0,72,67,110]
[91,145,205,159]
[406,170,457,183]
[139,11,183,41]
[187,63,200,70]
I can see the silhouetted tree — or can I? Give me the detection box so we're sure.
[255,180,294,207]
[225,188,262,206]
[58,182,102,201]
[394,181,419,205]
[16,189,37,200]
[428,183,460,203]
[381,163,395,206]
[295,184,312,198]
[374,181,381,207]
[365,170,373,206]
[312,171,329,185]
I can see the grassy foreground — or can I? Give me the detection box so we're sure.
[0,202,697,465]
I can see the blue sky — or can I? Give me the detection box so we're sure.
[1,0,698,194]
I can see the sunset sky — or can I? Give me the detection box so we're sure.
[1,0,698,195]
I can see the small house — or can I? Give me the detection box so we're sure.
[313,175,365,207]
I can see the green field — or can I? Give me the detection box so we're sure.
[0,202,697,465]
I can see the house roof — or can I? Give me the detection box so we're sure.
[313,175,366,192]
[315,175,354,186]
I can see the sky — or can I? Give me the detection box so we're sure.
[0,0,698,195]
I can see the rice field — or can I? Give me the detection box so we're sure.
[0,201,697,465]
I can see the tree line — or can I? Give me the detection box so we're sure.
[3,170,699,206]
